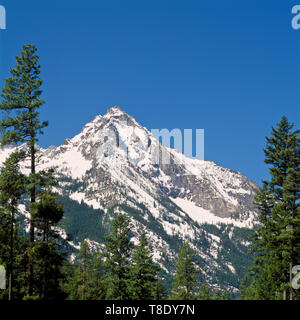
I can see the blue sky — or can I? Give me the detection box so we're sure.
[0,0,299,184]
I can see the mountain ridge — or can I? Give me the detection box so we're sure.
[0,106,258,293]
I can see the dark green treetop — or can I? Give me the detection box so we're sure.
[0,44,47,146]
[103,213,134,300]
[130,231,160,300]
[170,241,200,300]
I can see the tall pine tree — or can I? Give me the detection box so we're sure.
[0,44,48,296]
[243,116,300,300]
[130,231,160,300]
[263,116,300,299]
[71,241,106,300]
[0,151,25,300]
[243,184,281,299]
[103,213,133,300]
[170,242,200,300]
[30,192,65,300]
[74,240,91,300]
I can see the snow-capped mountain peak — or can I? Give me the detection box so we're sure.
[0,106,258,292]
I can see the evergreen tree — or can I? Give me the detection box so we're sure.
[197,281,228,300]
[244,184,281,299]
[61,262,77,300]
[263,116,300,299]
[30,241,67,300]
[153,278,168,300]
[212,289,229,300]
[0,211,28,300]
[31,193,64,243]
[0,44,48,296]
[70,241,106,300]
[130,231,160,300]
[170,242,200,300]
[74,240,92,300]
[197,283,212,300]
[87,252,107,300]
[243,116,300,300]
[30,192,66,300]
[103,213,133,300]
[0,151,26,300]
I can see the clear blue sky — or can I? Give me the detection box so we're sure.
[0,0,299,184]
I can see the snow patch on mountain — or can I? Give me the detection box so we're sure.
[171,197,254,228]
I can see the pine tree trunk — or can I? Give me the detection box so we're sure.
[8,207,14,301]
[28,124,36,297]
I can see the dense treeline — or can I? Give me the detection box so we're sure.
[63,214,227,300]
